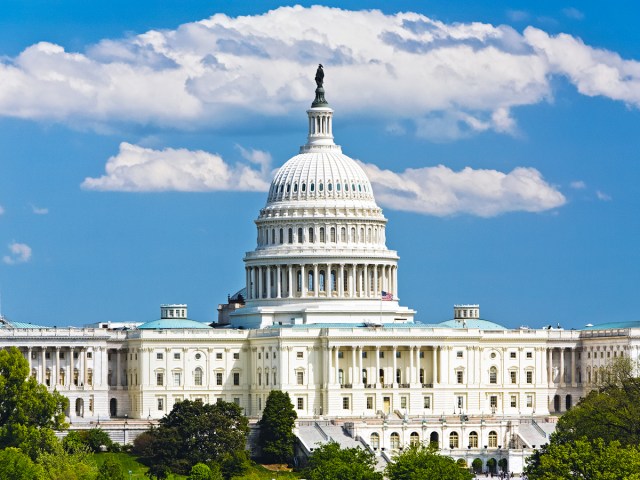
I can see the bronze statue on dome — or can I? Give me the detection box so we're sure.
[315,64,324,88]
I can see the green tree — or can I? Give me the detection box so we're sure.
[385,443,473,480]
[84,428,113,452]
[37,446,98,480]
[142,399,249,477]
[525,437,640,480]
[471,458,482,474]
[97,457,125,480]
[303,441,382,480]
[258,390,298,463]
[0,447,46,480]
[188,463,214,480]
[0,347,68,458]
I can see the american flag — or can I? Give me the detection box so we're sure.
[381,291,393,301]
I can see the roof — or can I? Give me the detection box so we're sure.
[137,319,212,330]
[436,319,507,330]
[0,316,48,329]
[582,320,640,330]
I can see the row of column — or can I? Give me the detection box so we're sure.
[246,263,397,300]
[546,347,578,387]
[23,346,109,389]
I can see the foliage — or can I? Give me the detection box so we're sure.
[188,463,215,480]
[258,390,297,464]
[385,443,473,480]
[132,431,155,456]
[141,399,249,477]
[0,447,46,479]
[486,457,496,473]
[303,441,382,480]
[0,347,68,458]
[525,437,640,480]
[37,446,98,480]
[498,458,507,472]
[64,428,113,453]
[219,449,250,479]
[471,458,482,473]
[97,457,126,480]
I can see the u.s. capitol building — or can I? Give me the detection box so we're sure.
[1,74,637,473]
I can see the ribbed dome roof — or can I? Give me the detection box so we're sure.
[266,150,375,205]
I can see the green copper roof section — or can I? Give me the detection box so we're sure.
[138,319,212,330]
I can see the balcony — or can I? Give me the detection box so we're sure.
[398,383,410,388]
[421,383,434,388]
[340,383,353,389]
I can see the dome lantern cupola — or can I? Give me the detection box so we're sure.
[302,64,337,152]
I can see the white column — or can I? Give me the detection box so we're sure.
[409,346,415,385]
[339,264,345,298]
[393,266,398,298]
[301,265,307,297]
[560,348,565,387]
[328,345,333,385]
[257,266,262,299]
[351,347,357,385]
[374,265,379,297]
[571,348,576,387]
[547,348,553,386]
[334,347,340,385]
[326,263,331,296]
[375,346,381,386]
[433,348,438,385]
[276,265,282,298]
[55,347,60,387]
[115,349,121,388]
[313,264,319,297]
[392,346,397,386]
[416,347,421,385]
[364,264,369,298]
[288,266,293,297]
[266,266,271,299]
[41,348,46,384]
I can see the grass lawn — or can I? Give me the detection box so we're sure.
[92,453,302,479]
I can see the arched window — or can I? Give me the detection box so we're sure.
[194,367,203,386]
[390,432,400,450]
[362,369,368,384]
[360,227,365,242]
[488,431,498,448]
[288,228,293,244]
[301,182,306,192]
[319,182,324,192]
[328,183,333,191]
[293,182,298,192]
[449,432,459,448]
[489,366,498,384]
[297,227,303,243]
[410,432,420,445]
[319,227,325,242]
[345,182,349,191]
[338,369,344,385]
[309,227,314,243]
[469,431,479,448]
[331,270,337,292]
[297,270,302,292]
[330,227,336,242]
[308,271,314,291]
[286,183,291,193]
[367,227,371,243]
[351,227,356,242]
[310,182,315,192]
[341,227,346,242]
[279,184,284,194]
[319,270,326,291]
[370,432,380,449]
[336,182,341,191]
[279,228,283,244]
[271,229,275,244]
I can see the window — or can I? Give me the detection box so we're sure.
[258,373,262,386]
[338,369,344,385]
[157,352,163,360]
[330,227,336,242]
[288,228,293,244]
[526,351,533,359]
[423,396,431,409]
[296,351,304,359]
[87,352,92,359]
[510,395,517,408]
[400,396,407,409]
[157,398,164,411]
[173,372,181,386]
[362,351,368,358]
[510,351,517,359]
[195,353,201,360]
[457,370,464,384]
[489,367,498,384]
[297,228,303,243]
[391,432,401,450]
[233,372,240,386]
[488,431,498,448]
[320,227,325,242]
[526,371,533,384]
[194,368,203,386]
[457,396,464,409]
[510,371,517,384]
[297,371,304,385]
[266,353,269,359]
[338,351,344,359]
[258,353,262,359]
[419,369,425,384]
[233,352,240,360]
[233,397,240,406]
[216,372,223,386]
[449,431,459,449]
[216,352,223,360]
[370,432,380,449]
[395,351,401,358]
[379,351,385,358]
[156,372,164,386]
[456,350,463,358]
[490,395,498,409]
[410,432,420,445]
[309,227,314,243]
[342,397,350,409]
[46,352,50,359]
[469,431,478,448]
[366,396,374,409]
[396,369,402,384]
[279,228,283,244]
[297,397,304,410]
[526,395,533,408]
[273,371,277,384]
[362,369,368,384]
[174,352,181,360]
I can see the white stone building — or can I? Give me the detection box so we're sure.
[0,77,638,474]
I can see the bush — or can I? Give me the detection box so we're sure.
[471,458,483,473]
[85,428,113,452]
[132,431,155,456]
[97,457,125,480]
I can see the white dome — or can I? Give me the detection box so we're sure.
[266,150,376,206]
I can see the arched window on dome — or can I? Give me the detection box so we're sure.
[279,228,283,244]
[319,270,325,292]
[344,182,349,191]
[298,228,303,244]
[328,183,333,192]
[352,183,355,191]
[358,184,362,192]
[367,228,371,243]
[308,227,314,243]
[286,183,291,193]
[360,227,365,243]
[319,182,324,192]
[331,270,337,292]
[301,182,306,192]
[297,270,302,292]
[308,271,314,292]
[293,183,298,193]
[336,182,341,191]
[351,227,356,243]
[288,228,293,244]
[341,227,346,243]
[310,182,315,192]
[330,227,336,243]
[319,227,325,243]
[279,184,284,194]
[271,229,275,244]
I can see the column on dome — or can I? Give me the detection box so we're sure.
[300,265,307,297]
[257,266,262,299]
[364,264,369,298]
[313,264,319,297]
[266,265,271,299]
[276,265,282,299]
[392,346,397,386]
[288,265,293,297]
[375,346,381,387]
[374,265,379,297]
[326,263,331,296]
[393,266,398,298]
[339,264,345,298]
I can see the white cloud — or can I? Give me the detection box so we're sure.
[562,8,585,21]
[2,242,32,265]
[570,180,586,189]
[31,205,49,215]
[0,7,637,139]
[81,142,271,192]
[0,205,4,215]
[358,161,566,217]
[596,190,612,201]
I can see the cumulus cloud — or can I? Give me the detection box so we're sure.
[31,205,49,215]
[358,162,566,217]
[562,8,585,21]
[596,190,612,201]
[3,242,32,265]
[81,142,271,192]
[0,6,637,139]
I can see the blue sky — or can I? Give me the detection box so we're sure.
[1,1,639,329]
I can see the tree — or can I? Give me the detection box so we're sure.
[385,443,473,480]
[0,347,68,458]
[303,441,383,480]
[142,399,249,477]
[258,390,297,463]
[0,447,46,480]
[187,463,215,480]
[525,437,640,480]
[97,457,125,480]
[471,458,483,474]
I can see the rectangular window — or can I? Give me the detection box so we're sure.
[173,372,181,386]
[297,397,304,410]
[216,372,223,386]
[457,395,464,409]
[157,398,164,411]
[366,396,374,409]
[156,372,164,386]
[233,398,240,406]
[510,371,517,384]
[400,396,407,409]
[174,352,181,360]
[46,352,50,359]
[526,395,533,408]
[395,351,401,358]
[216,352,223,360]
[87,352,92,359]
[510,351,517,359]
[419,351,424,358]
[511,395,517,408]
[362,351,368,358]
[338,351,343,359]
[423,396,431,409]
[379,351,385,358]
[233,372,240,385]
[456,351,463,358]
[60,352,65,359]
[526,371,533,384]
[490,395,498,408]
[266,353,269,359]
[233,352,240,360]
[456,371,464,384]
[297,371,304,385]
[157,352,163,360]
[526,351,533,359]
[296,352,304,359]
[342,397,350,409]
